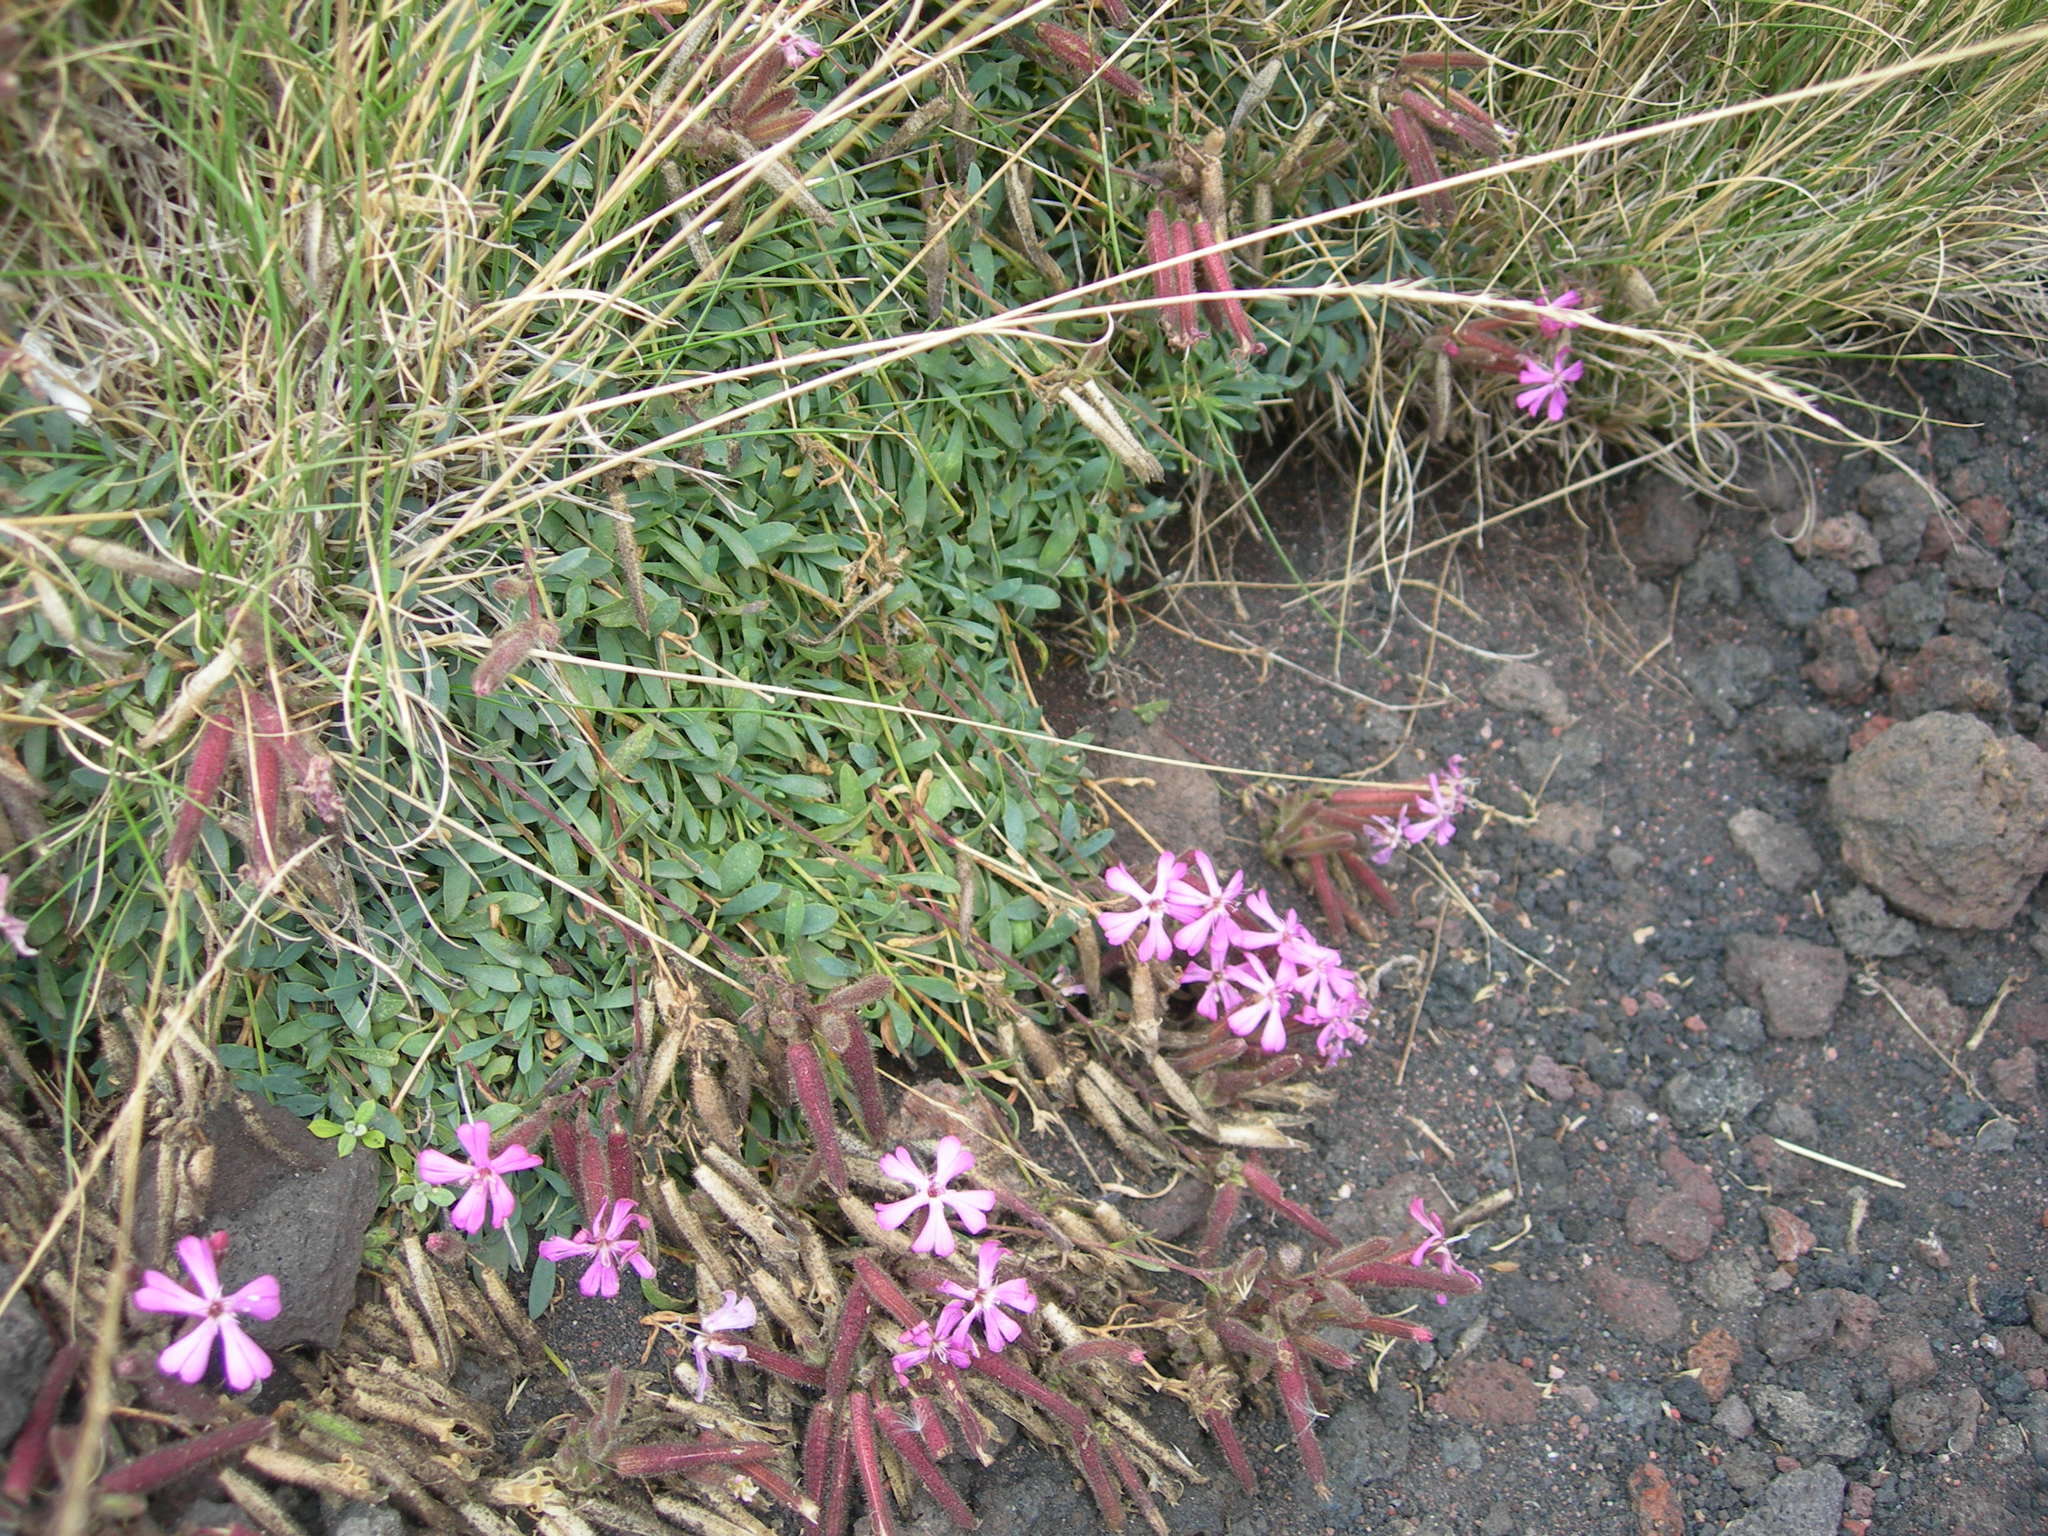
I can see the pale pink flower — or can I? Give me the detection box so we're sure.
[936,1240,1038,1354]
[538,1198,655,1298]
[1514,352,1584,423]
[1221,952,1297,1054]
[1179,958,1242,1023]
[1404,1197,1481,1304]
[873,1135,996,1258]
[891,1317,974,1384]
[688,1290,756,1401]
[1314,1013,1370,1065]
[1364,807,1411,865]
[1164,850,1245,966]
[1097,851,1188,962]
[777,33,823,66]
[1535,289,1591,337]
[0,874,34,958]
[416,1119,543,1233]
[131,1233,281,1393]
[1227,888,1290,951]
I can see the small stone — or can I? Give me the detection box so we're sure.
[1889,1384,1986,1455]
[1712,1006,1767,1053]
[1721,1465,1847,1536]
[1688,1328,1743,1403]
[1586,1264,1682,1344]
[1526,1053,1597,1103]
[1827,886,1920,958]
[2027,1290,2048,1338]
[1661,1059,1764,1133]
[1681,548,1745,611]
[1749,539,1828,631]
[1944,543,2003,592]
[1755,1289,1881,1365]
[1990,1046,2038,1102]
[1762,1206,1815,1264]
[1315,1390,1413,1521]
[1957,494,2013,547]
[1628,1461,1686,1536]
[1609,843,1649,878]
[1881,571,1951,652]
[1726,809,1823,893]
[330,1505,406,1536]
[1753,706,1850,780]
[1795,512,1880,569]
[1628,1190,1716,1263]
[1714,1395,1756,1438]
[1682,642,1778,729]
[1724,934,1848,1039]
[1750,1385,1870,1459]
[1857,472,1939,562]
[1694,1252,1764,1312]
[1620,476,1705,578]
[1802,608,1881,703]
[1530,800,1602,853]
[1482,660,1574,727]
[0,1263,54,1448]
[1516,725,1606,790]
[1761,1098,1818,1143]
[1882,636,2012,719]
[1430,1358,1542,1426]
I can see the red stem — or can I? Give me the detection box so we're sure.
[1240,1157,1337,1245]
[786,1038,848,1193]
[2,1344,78,1500]
[874,1404,977,1530]
[1198,1406,1257,1494]
[969,1351,1089,1432]
[1071,1431,1126,1530]
[1195,1180,1241,1266]
[167,714,233,868]
[1274,1341,1329,1497]
[846,1393,898,1536]
[852,1255,921,1328]
[823,1286,870,1403]
[1336,849,1400,915]
[98,1416,271,1495]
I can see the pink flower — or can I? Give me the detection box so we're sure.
[1364,807,1411,865]
[1404,1197,1481,1304]
[891,1317,974,1385]
[1314,1014,1369,1065]
[1227,888,1290,951]
[688,1290,756,1401]
[416,1119,543,1234]
[1535,289,1591,338]
[1164,850,1245,966]
[0,874,34,958]
[538,1198,655,1298]
[1514,352,1584,423]
[1405,756,1472,847]
[1179,959,1242,1023]
[936,1240,1038,1354]
[1221,952,1297,1054]
[777,33,823,66]
[1097,851,1188,963]
[131,1233,281,1393]
[873,1135,996,1258]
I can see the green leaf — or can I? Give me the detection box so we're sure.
[716,841,763,894]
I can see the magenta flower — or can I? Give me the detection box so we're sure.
[891,1317,975,1385]
[936,1240,1038,1355]
[131,1233,281,1393]
[0,874,34,958]
[1314,1014,1370,1065]
[1404,1197,1481,1304]
[1227,888,1291,951]
[1165,850,1245,966]
[1221,952,1297,1054]
[1097,851,1188,963]
[873,1135,996,1258]
[1514,352,1584,422]
[416,1119,543,1234]
[1364,806,1411,865]
[1535,289,1590,338]
[1405,757,1472,847]
[688,1290,756,1401]
[777,32,823,65]
[538,1198,655,1298]
[1179,958,1242,1023]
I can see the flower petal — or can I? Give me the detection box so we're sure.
[704,1292,757,1333]
[132,1270,210,1317]
[913,1204,955,1257]
[415,1148,471,1186]
[454,1120,495,1165]
[216,1318,273,1392]
[582,1257,619,1298]
[929,1135,974,1186]
[174,1235,222,1300]
[538,1235,596,1263]
[944,1189,995,1233]
[873,1194,925,1232]
[158,1318,220,1384]
[490,1143,543,1175]
[225,1273,281,1322]
[483,1171,518,1229]
[449,1181,490,1234]
[876,1146,923,1186]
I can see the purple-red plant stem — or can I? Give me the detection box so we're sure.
[1305,855,1347,938]
[969,1352,1089,1432]
[1273,1341,1329,1497]
[1194,1180,1241,1265]
[933,1366,990,1460]
[1325,785,1424,811]
[901,1391,952,1460]
[836,1023,888,1141]
[874,1403,977,1530]
[1293,1332,1356,1371]
[1166,218,1206,345]
[2,1343,78,1499]
[1191,219,1263,357]
[821,1410,854,1536]
[744,1342,829,1389]
[1240,1157,1338,1245]
[785,1038,848,1193]
[852,1256,921,1328]
[846,1393,898,1536]
[1198,1406,1257,1493]
[1206,1055,1304,1100]
[1214,1316,1280,1363]
[1143,210,1182,347]
[611,1439,777,1478]
[1176,1035,1248,1074]
[1071,1431,1127,1530]
[1400,50,1486,70]
[1338,1258,1480,1297]
[98,1416,272,1495]
[823,1287,871,1403]
[1106,1439,1163,1532]
[1335,849,1401,915]
[241,691,285,877]
[1056,1340,1147,1373]
[801,1400,834,1534]
[167,714,234,868]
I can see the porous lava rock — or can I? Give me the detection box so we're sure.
[1826,712,2048,928]
[1723,934,1847,1039]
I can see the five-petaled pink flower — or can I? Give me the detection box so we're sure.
[1514,352,1584,423]
[873,1135,996,1258]
[689,1290,756,1401]
[131,1233,281,1393]
[1404,1197,1481,1304]
[1164,850,1245,966]
[538,1198,655,1298]
[936,1240,1038,1354]
[1535,289,1591,338]
[416,1119,543,1234]
[1097,851,1187,963]
[891,1317,975,1384]
[1221,951,1296,1054]
[777,33,823,66]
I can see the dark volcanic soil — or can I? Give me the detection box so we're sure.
[1002,357,2048,1536]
